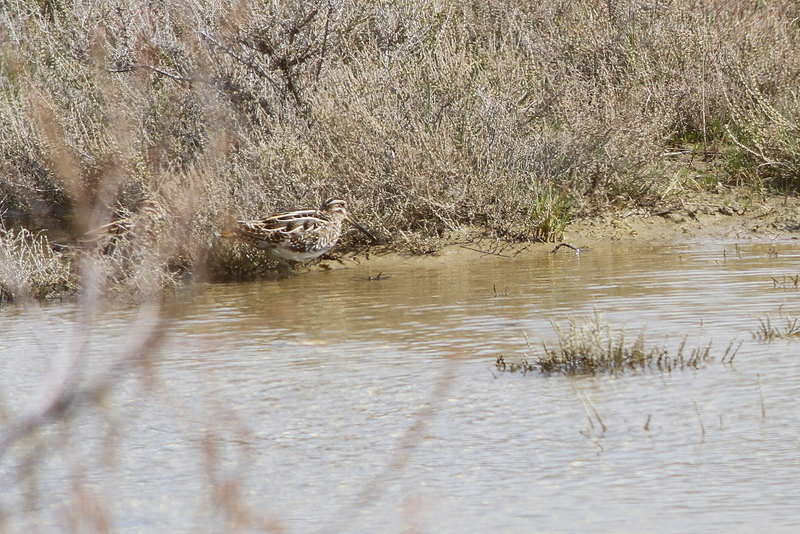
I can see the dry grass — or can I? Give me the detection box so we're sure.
[0,227,75,303]
[1,0,800,297]
[752,313,800,342]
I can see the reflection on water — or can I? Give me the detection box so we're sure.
[2,239,800,533]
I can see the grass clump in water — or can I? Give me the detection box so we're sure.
[496,315,729,376]
[752,313,800,342]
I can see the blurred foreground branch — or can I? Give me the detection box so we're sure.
[0,301,169,460]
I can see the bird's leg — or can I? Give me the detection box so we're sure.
[266,250,294,278]
[276,259,293,278]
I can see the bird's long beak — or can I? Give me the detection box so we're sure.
[346,214,379,243]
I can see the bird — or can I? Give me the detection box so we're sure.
[57,197,171,256]
[219,197,377,274]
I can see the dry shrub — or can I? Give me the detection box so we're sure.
[1,0,800,296]
[0,227,74,303]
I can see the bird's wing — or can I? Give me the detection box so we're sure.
[251,210,331,232]
[231,211,330,244]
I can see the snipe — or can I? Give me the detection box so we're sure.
[220,198,377,273]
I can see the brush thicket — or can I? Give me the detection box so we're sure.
[2,1,799,298]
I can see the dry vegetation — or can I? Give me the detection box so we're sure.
[4,3,799,530]
[0,227,74,302]
[1,0,800,300]
[752,312,800,342]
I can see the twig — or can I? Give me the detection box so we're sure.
[721,340,741,364]
[198,30,283,94]
[550,243,581,254]
[315,3,333,81]
[700,0,708,157]
[107,64,194,83]
[586,394,607,433]
[458,245,513,258]
[571,381,606,433]
[692,398,706,441]
[510,242,535,258]
[572,382,594,431]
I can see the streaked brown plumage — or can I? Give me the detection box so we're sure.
[220,198,377,271]
[75,198,170,255]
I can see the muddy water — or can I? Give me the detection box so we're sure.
[2,238,800,533]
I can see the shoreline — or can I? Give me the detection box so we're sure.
[304,190,800,278]
[2,191,799,306]
[563,192,800,246]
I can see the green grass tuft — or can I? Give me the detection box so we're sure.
[496,315,733,376]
